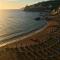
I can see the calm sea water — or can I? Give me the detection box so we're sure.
[0,9,47,41]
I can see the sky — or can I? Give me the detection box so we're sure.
[0,0,48,9]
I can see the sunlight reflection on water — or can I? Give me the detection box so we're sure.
[0,10,47,41]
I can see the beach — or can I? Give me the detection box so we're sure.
[1,13,59,48]
[0,23,47,47]
[0,0,60,59]
[0,12,60,60]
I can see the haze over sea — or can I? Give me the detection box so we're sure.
[0,9,47,42]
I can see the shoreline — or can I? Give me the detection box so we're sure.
[0,21,48,47]
[0,14,59,48]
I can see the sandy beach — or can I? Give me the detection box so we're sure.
[0,12,60,60]
[1,13,59,48]
[0,0,60,59]
[0,21,48,47]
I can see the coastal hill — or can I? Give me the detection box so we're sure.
[24,1,60,13]
[24,1,52,12]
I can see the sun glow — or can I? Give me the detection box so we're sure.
[0,2,25,9]
[0,0,48,9]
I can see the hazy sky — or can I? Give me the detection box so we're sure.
[0,0,48,9]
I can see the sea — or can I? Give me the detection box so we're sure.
[0,9,47,42]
